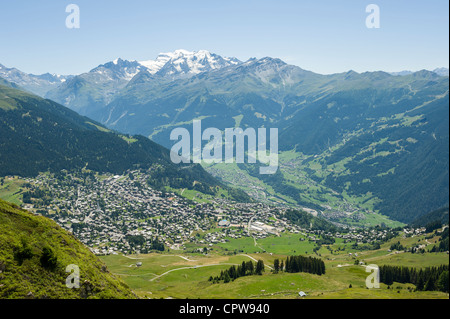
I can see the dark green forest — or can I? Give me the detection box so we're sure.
[209,260,266,284]
[273,255,325,276]
[379,264,449,293]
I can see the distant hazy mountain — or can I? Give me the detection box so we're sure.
[0,63,72,97]
[390,68,449,77]
[390,70,414,76]
[44,58,146,115]
[433,67,449,77]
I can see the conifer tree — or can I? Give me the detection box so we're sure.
[274,259,280,273]
[255,260,265,275]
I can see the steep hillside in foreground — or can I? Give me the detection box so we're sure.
[0,198,136,299]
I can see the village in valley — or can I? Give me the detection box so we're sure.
[1,170,448,300]
[2,169,424,257]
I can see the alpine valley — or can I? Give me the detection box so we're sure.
[0,50,449,300]
[18,49,448,226]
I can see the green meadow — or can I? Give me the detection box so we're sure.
[100,230,449,299]
[0,177,27,205]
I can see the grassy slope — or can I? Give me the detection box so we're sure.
[101,251,448,299]
[0,198,136,299]
[101,229,449,299]
[0,177,26,206]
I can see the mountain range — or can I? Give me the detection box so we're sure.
[0,50,447,108]
[0,63,71,97]
[390,67,449,77]
[1,50,449,224]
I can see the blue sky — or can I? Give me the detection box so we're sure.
[0,0,448,75]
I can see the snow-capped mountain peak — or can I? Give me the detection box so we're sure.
[90,59,145,81]
[138,49,241,78]
[139,53,172,74]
